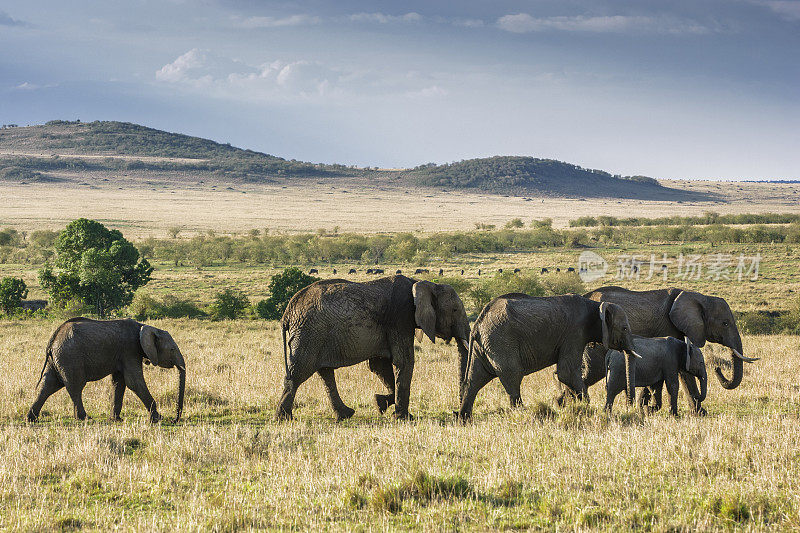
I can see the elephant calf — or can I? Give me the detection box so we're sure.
[27,317,186,423]
[605,336,706,416]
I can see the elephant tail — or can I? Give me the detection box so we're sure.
[35,345,53,388]
[281,322,289,379]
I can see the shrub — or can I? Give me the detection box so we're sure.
[255,268,319,320]
[210,288,250,320]
[468,272,544,314]
[541,272,585,296]
[130,293,206,320]
[505,218,524,229]
[0,277,27,314]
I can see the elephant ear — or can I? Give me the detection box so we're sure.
[413,281,436,344]
[669,291,706,347]
[599,302,611,348]
[139,325,160,366]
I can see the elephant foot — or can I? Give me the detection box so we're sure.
[149,412,162,424]
[26,410,38,423]
[335,406,355,422]
[455,410,471,423]
[694,406,708,417]
[111,415,123,422]
[394,411,414,421]
[275,407,293,421]
[375,394,394,414]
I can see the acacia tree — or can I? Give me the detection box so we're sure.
[39,219,152,317]
[256,268,319,320]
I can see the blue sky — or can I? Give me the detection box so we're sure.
[1,0,798,179]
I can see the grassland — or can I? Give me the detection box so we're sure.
[3,179,800,529]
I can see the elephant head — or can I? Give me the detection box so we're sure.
[600,301,640,403]
[669,290,757,390]
[412,280,471,392]
[140,325,186,422]
[600,302,641,403]
[683,337,708,402]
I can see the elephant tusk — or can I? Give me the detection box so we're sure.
[630,350,643,359]
[732,348,759,363]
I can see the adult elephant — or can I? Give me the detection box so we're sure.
[458,294,639,420]
[276,275,470,421]
[27,317,186,423]
[580,286,757,414]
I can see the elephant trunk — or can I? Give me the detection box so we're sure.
[697,366,708,403]
[624,351,636,406]
[175,354,186,423]
[715,336,744,390]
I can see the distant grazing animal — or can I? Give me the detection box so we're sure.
[458,297,638,420]
[606,336,707,416]
[277,276,470,421]
[438,268,444,276]
[28,318,186,423]
[414,268,429,274]
[556,268,561,273]
[332,269,337,275]
[477,269,481,276]
[513,268,521,273]
[366,268,374,274]
[348,268,357,274]
[541,268,549,274]
[567,267,575,273]
[396,269,402,275]
[374,268,384,274]
[309,269,318,274]
[21,300,48,312]
[460,269,465,275]
[498,268,503,273]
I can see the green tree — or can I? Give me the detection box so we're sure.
[210,288,250,320]
[38,218,152,317]
[256,267,319,320]
[0,277,27,314]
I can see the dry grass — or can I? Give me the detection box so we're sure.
[3,179,800,237]
[1,316,798,530]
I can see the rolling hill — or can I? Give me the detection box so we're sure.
[0,120,712,200]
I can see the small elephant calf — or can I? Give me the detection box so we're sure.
[605,336,707,416]
[27,317,186,423]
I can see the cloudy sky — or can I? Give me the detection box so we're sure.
[1,1,798,179]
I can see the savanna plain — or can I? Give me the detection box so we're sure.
[1,182,800,531]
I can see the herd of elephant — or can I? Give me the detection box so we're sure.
[26,275,757,424]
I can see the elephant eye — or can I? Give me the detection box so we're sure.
[722,321,729,327]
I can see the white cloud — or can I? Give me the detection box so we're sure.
[155,49,449,103]
[761,1,800,20]
[0,10,28,27]
[453,18,485,28]
[496,13,713,35]
[348,12,422,24]
[234,14,321,29]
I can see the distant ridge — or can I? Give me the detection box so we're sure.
[0,120,715,200]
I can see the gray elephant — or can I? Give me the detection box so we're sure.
[579,287,757,414]
[277,275,470,421]
[605,336,706,415]
[458,294,640,420]
[27,317,186,423]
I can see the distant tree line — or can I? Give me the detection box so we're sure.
[570,212,800,227]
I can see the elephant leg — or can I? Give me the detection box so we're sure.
[317,367,354,421]
[666,378,680,416]
[678,371,706,416]
[556,352,588,403]
[557,343,607,405]
[111,370,126,421]
[27,367,64,422]
[498,371,523,408]
[276,361,316,421]
[392,359,415,420]
[458,354,496,420]
[65,380,88,421]
[125,367,160,423]
[650,382,664,412]
[368,357,395,414]
[638,387,652,410]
